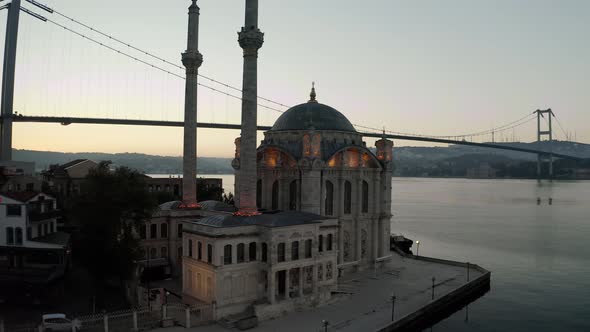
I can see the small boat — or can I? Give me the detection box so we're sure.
[390,234,413,254]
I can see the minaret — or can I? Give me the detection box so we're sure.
[180,0,203,207]
[236,0,264,215]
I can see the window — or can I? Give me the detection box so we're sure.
[237,243,245,263]
[327,234,333,251]
[37,224,42,237]
[50,222,54,233]
[161,223,168,238]
[291,241,299,260]
[344,181,352,214]
[27,227,32,240]
[178,246,183,260]
[6,204,21,216]
[277,243,285,262]
[271,181,279,210]
[207,244,212,263]
[140,225,146,239]
[362,180,369,213]
[305,239,312,258]
[6,227,14,245]
[177,223,183,238]
[325,181,334,215]
[256,179,262,208]
[150,247,157,259]
[261,243,268,262]
[188,239,193,257]
[224,245,232,265]
[289,180,297,210]
[43,223,48,236]
[249,242,257,261]
[197,242,202,260]
[150,224,157,239]
[319,235,324,252]
[161,246,167,258]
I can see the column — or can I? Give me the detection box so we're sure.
[298,268,303,297]
[268,270,275,304]
[285,269,290,299]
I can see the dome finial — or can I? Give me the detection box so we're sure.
[309,82,317,103]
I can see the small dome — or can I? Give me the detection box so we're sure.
[270,86,356,132]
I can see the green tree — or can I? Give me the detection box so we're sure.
[71,161,157,285]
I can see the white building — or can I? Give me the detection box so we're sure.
[0,192,70,284]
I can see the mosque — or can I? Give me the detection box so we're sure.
[156,0,394,320]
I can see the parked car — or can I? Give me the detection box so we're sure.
[42,314,81,332]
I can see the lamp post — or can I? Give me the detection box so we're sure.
[431,277,435,300]
[321,319,329,332]
[391,294,396,321]
[415,240,420,256]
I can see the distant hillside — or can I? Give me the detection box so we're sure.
[13,149,234,174]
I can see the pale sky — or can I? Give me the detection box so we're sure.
[2,0,589,157]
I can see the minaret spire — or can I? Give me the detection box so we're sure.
[234,0,264,215]
[180,0,203,208]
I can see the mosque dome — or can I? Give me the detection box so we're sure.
[270,85,356,132]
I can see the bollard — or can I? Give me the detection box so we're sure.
[133,310,138,331]
[103,313,109,332]
[185,306,191,328]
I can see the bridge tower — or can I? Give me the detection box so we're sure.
[0,0,21,161]
[535,109,554,179]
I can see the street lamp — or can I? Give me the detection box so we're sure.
[321,319,329,332]
[391,294,397,321]
[415,240,420,256]
[431,277,436,300]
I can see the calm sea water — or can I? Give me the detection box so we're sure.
[159,174,590,331]
[392,178,590,332]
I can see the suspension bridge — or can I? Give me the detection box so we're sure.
[0,0,585,179]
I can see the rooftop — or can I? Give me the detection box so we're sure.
[191,210,326,228]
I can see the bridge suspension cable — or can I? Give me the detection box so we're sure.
[49,7,291,110]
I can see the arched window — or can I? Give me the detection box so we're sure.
[188,239,193,257]
[224,245,232,265]
[160,246,167,258]
[160,223,168,238]
[327,234,333,251]
[318,234,324,252]
[256,179,262,208]
[272,180,279,210]
[289,180,297,211]
[291,241,299,260]
[197,241,202,260]
[277,243,285,262]
[305,239,312,258]
[344,181,352,214]
[249,242,257,261]
[237,243,245,263]
[261,243,268,262]
[362,180,369,213]
[207,244,213,263]
[325,181,334,215]
[6,227,14,245]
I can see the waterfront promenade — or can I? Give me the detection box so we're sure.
[152,253,488,332]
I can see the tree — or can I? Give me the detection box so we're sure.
[70,161,157,285]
